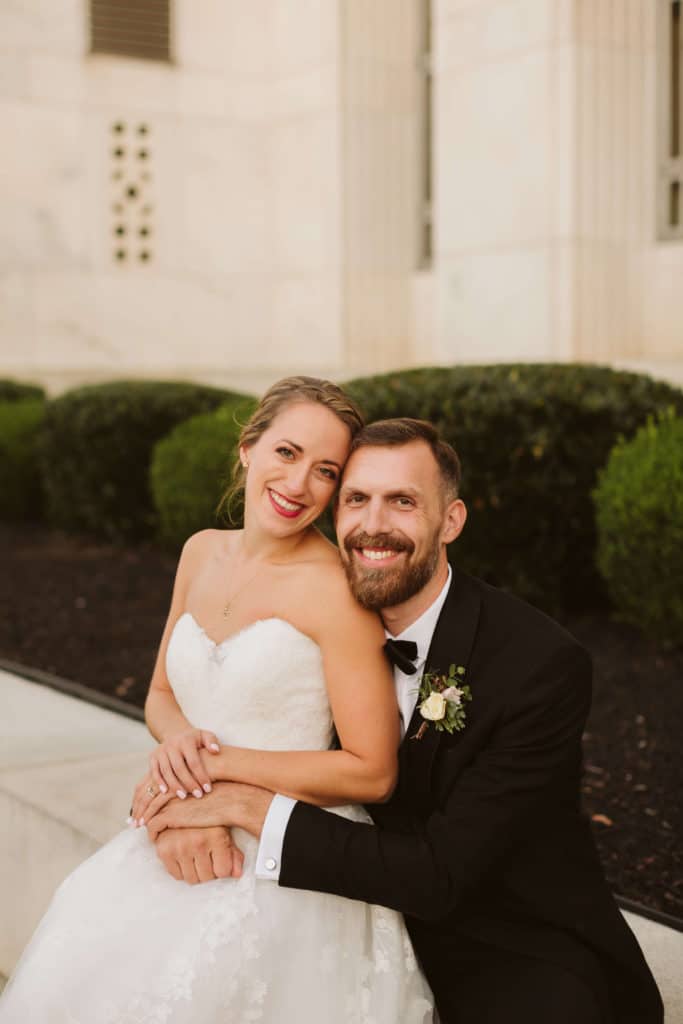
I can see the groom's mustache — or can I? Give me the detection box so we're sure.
[343,531,415,557]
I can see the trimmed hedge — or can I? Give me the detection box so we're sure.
[41,381,244,540]
[345,364,683,612]
[0,398,46,521]
[0,379,45,403]
[151,396,258,549]
[594,412,683,646]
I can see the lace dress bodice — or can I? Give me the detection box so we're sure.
[167,614,334,752]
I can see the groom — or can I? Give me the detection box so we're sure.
[148,418,662,1024]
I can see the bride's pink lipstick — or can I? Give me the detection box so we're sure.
[268,488,305,519]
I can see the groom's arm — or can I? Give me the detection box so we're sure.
[278,643,591,920]
[146,644,591,914]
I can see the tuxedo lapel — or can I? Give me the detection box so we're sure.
[400,568,482,803]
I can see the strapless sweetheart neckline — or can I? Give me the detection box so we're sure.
[178,611,317,653]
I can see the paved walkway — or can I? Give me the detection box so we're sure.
[1,668,681,1019]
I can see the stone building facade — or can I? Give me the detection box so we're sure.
[1,0,682,394]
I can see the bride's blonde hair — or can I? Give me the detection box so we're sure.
[219,376,364,522]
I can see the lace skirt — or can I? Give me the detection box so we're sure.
[0,819,433,1023]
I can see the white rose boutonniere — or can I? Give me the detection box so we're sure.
[411,664,472,740]
[420,691,447,721]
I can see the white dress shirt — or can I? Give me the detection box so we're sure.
[255,567,453,880]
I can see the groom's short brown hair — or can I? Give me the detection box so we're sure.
[349,418,462,502]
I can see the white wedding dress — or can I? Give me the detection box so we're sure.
[0,614,433,1023]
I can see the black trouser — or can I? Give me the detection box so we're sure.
[435,946,610,1024]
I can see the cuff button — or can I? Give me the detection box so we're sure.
[265,857,278,872]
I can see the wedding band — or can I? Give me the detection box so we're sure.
[146,785,156,797]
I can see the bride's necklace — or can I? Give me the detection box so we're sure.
[222,564,266,618]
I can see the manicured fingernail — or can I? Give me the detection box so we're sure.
[139,817,144,826]
[192,788,202,799]
[203,783,212,793]
[209,743,219,752]
[126,816,133,825]
[177,789,187,799]
[159,783,168,794]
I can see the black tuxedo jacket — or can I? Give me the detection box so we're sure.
[280,569,663,1023]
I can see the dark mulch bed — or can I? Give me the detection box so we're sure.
[1,523,681,918]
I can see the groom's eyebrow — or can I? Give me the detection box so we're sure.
[338,483,422,499]
[278,438,342,470]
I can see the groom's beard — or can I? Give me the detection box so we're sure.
[342,529,441,610]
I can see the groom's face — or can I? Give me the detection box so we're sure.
[336,441,449,610]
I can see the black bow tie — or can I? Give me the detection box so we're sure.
[383,638,418,675]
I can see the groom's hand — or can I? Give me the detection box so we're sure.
[155,826,243,884]
[146,781,273,841]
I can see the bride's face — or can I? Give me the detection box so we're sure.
[241,401,351,536]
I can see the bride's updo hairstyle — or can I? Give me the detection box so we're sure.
[219,375,364,522]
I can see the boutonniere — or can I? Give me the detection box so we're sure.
[411,664,472,740]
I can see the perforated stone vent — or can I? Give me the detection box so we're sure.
[109,121,154,264]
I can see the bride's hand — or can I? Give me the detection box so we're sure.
[148,728,221,802]
[130,771,176,825]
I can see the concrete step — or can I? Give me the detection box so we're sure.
[0,669,153,975]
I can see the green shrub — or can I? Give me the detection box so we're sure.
[0,398,46,521]
[41,381,244,540]
[0,379,45,403]
[151,396,258,549]
[594,412,683,645]
[345,364,683,612]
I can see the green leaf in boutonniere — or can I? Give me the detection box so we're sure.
[410,664,472,740]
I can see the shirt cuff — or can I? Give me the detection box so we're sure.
[254,794,297,880]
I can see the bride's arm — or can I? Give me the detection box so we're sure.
[140,532,221,801]
[206,571,399,806]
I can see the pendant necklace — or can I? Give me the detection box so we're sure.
[222,565,265,618]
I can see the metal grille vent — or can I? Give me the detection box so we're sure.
[90,1,171,62]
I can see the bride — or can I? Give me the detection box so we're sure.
[0,376,433,1023]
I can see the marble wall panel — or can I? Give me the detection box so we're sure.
[177,119,273,278]
[0,0,85,59]
[437,0,558,72]
[0,273,36,364]
[270,0,339,72]
[271,114,341,273]
[435,246,553,363]
[270,273,344,367]
[0,52,30,101]
[175,0,277,76]
[436,49,555,253]
[0,100,87,272]
[642,246,683,357]
[84,57,178,117]
[267,64,340,119]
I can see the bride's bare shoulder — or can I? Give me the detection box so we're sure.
[290,539,375,622]
[178,528,240,574]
